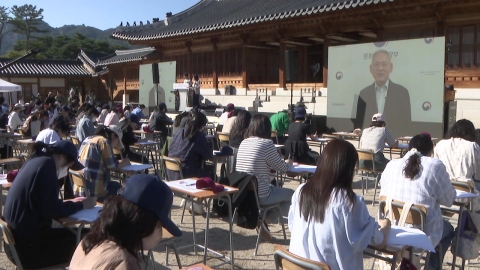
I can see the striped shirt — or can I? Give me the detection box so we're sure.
[380,153,456,247]
[359,126,396,153]
[78,136,119,196]
[236,137,291,197]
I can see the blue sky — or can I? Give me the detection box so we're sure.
[4,0,200,30]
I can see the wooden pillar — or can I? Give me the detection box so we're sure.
[242,45,248,88]
[212,38,218,90]
[108,73,113,102]
[123,65,127,98]
[186,41,192,77]
[279,41,286,88]
[299,46,308,82]
[323,38,330,88]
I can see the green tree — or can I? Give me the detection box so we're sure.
[9,4,48,52]
[0,6,11,55]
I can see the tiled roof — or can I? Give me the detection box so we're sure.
[97,48,158,66]
[111,0,394,41]
[0,58,92,77]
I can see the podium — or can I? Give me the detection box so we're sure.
[173,83,189,112]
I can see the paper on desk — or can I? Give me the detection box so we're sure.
[386,225,435,252]
[68,206,102,222]
[289,165,317,174]
[166,179,203,193]
[0,179,8,185]
[456,190,478,199]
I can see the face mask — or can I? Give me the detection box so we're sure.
[56,165,69,179]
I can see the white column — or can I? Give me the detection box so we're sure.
[123,94,129,108]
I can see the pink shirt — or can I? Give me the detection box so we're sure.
[70,240,140,270]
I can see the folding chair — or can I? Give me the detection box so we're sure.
[145,228,182,270]
[240,176,287,255]
[69,170,90,197]
[161,157,190,223]
[356,149,383,205]
[271,130,279,144]
[366,197,431,270]
[0,219,68,270]
[217,132,230,149]
[273,244,331,270]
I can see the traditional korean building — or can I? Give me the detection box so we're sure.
[0,58,96,103]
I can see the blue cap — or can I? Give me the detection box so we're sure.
[120,175,182,237]
[295,107,306,120]
[60,105,70,112]
[50,140,83,171]
[128,114,140,126]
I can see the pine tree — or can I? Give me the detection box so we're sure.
[9,4,48,52]
[0,6,11,55]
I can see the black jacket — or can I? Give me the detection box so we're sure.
[227,171,259,229]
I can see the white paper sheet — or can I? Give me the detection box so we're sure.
[119,164,152,171]
[289,165,317,174]
[0,179,8,185]
[386,225,435,252]
[456,190,478,199]
[166,179,204,193]
[68,206,102,222]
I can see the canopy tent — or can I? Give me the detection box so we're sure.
[0,79,22,92]
[0,79,22,108]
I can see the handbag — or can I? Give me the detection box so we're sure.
[451,210,479,260]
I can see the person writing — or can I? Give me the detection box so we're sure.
[76,107,100,143]
[285,106,319,165]
[288,139,391,269]
[3,140,96,269]
[149,102,173,139]
[131,104,146,119]
[269,110,290,144]
[380,134,456,269]
[7,104,24,131]
[69,174,181,269]
[78,126,124,199]
[355,49,411,137]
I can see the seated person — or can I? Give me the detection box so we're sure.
[168,111,212,180]
[236,114,293,240]
[222,109,238,134]
[96,104,110,124]
[78,126,124,199]
[21,110,49,137]
[285,107,319,165]
[217,103,235,131]
[119,114,148,164]
[269,110,290,144]
[49,105,71,126]
[7,104,24,131]
[434,119,480,210]
[36,120,70,144]
[359,113,398,171]
[131,104,146,119]
[69,174,181,269]
[76,107,100,143]
[149,102,173,138]
[104,106,122,126]
[380,134,455,269]
[4,140,96,269]
[172,111,191,136]
[228,110,251,172]
[123,105,131,119]
[76,103,93,124]
[288,139,391,269]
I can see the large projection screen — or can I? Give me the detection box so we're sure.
[139,61,177,115]
[327,37,445,139]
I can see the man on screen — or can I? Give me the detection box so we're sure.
[355,49,411,137]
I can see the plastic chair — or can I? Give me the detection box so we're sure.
[356,149,383,205]
[69,170,90,197]
[0,219,68,270]
[273,244,331,270]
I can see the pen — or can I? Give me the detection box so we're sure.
[186,183,196,186]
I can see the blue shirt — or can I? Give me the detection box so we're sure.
[131,107,145,119]
[167,128,213,180]
[76,115,95,143]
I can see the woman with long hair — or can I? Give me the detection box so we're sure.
[380,134,455,269]
[288,139,391,269]
[168,111,212,181]
[172,111,191,135]
[36,120,70,144]
[236,114,292,240]
[4,140,96,269]
[228,110,251,171]
[78,125,124,199]
[70,175,181,270]
[192,74,201,107]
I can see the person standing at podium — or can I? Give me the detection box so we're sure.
[193,74,201,107]
[184,72,193,107]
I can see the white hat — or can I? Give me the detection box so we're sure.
[14,104,24,110]
[107,125,124,150]
[372,113,385,122]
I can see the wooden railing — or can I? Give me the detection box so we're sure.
[445,70,480,88]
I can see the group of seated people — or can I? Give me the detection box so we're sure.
[3,95,480,269]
